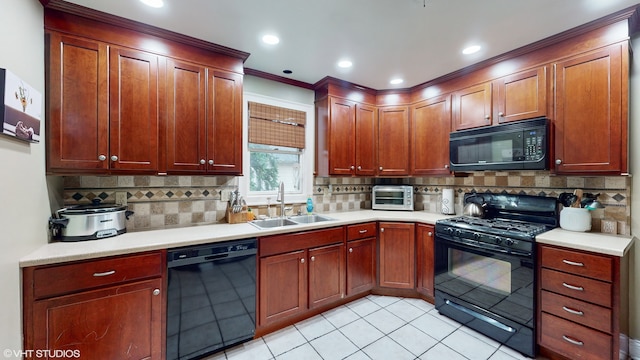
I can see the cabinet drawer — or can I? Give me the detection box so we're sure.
[540,312,612,360]
[541,290,611,333]
[540,246,612,281]
[260,227,345,257]
[33,252,163,299]
[347,222,376,240]
[540,268,611,308]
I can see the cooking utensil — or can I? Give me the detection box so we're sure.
[463,195,486,218]
[572,189,583,208]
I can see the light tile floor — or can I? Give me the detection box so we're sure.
[205,295,541,360]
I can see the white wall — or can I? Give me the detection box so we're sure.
[0,0,58,352]
[244,75,315,105]
[629,34,640,341]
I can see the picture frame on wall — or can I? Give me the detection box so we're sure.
[1,68,42,143]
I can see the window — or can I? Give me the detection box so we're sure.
[241,93,314,205]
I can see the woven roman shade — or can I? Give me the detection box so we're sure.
[248,102,306,149]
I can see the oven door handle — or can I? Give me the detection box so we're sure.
[444,299,516,333]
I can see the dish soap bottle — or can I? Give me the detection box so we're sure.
[306,195,314,215]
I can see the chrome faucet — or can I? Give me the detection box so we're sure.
[276,181,285,218]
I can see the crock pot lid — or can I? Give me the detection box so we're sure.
[60,203,127,213]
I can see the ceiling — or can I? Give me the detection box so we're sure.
[66,0,640,90]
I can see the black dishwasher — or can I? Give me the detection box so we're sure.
[166,238,257,360]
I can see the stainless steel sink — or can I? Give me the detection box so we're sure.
[249,218,298,229]
[288,214,335,224]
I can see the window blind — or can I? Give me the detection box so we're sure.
[248,101,306,149]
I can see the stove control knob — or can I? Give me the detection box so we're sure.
[445,227,454,235]
[495,237,503,244]
[455,230,462,237]
[505,239,515,246]
[473,233,481,240]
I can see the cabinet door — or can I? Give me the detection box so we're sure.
[207,69,243,174]
[378,106,410,176]
[379,222,415,289]
[346,237,376,296]
[452,82,492,130]
[109,47,159,172]
[554,43,627,174]
[410,95,451,175]
[308,243,345,308]
[495,66,547,123]
[416,224,434,298]
[329,97,356,175]
[354,104,377,176]
[46,33,109,172]
[32,279,163,360]
[166,59,207,173]
[259,250,307,326]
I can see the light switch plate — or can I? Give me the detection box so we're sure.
[115,191,127,206]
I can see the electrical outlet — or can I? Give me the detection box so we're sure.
[115,191,127,206]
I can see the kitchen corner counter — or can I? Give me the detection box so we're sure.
[20,210,451,268]
[536,228,635,257]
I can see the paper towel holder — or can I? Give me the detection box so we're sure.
[441,188,455,215]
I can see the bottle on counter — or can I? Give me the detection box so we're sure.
[247,208,255,221]
[306,195,314,215]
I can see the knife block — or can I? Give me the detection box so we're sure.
[226,205,248,224]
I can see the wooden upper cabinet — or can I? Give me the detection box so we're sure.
[328,97,357,175]
[410,95,451,175]
[495,66,547,124]
[554,42,628,174]
[46,33,109,172]
[354,103,378,176]
[206,70,243,174]
[166,59,207,172]
[378,106,410,176]
[109,47,160,172]
[452,82,492,130]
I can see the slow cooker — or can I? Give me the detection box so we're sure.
[49,199,134,241]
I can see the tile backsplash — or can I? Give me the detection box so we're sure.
[62,171,630,235]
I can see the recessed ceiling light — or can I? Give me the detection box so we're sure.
[140,0,164,8]
[390,78,404,85]
[262,34,280,45]
[462,45,481,55]
[338,60,353,68]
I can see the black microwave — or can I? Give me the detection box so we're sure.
[449,117,548,172]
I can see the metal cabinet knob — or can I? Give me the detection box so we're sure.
[300,258,305,263]
[350,165,355,170]
[311,256,315,262]
[498,112,505,117]
[357,165,362,171]
[381,228,384,232]
[349,248,353,253]
[379,166,383,171]
[444,164,449,169]
[555,159,562,165]
[110,155,118,162]
[152,289,160,296]
[98,154,107,161]
[428,232,433,236]
[200,159,206,165]
[484,115,490,120]
[208,160,214,165]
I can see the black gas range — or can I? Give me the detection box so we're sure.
[434,193,559,358]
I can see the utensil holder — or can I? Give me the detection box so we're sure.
[226,205,248,224]
[560,207,591,232]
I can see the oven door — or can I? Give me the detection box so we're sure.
[434,235,536,357]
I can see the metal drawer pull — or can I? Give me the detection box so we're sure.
[562,259,585,267]
[562,335,584,346]
[93,270,116,277]
[562,306,584,316]
[562,282,584,291]
[359,229,368,234]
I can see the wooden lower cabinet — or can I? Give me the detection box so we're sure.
[378,222,415,289]
[257,227,345,330]
[416,224,435,299]
[23,251,165,360]
[346,223,377,296]
[537,244,628,360]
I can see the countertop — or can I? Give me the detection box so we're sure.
[20,210,635,267]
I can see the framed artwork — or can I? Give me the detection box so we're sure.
[1,68,42,143]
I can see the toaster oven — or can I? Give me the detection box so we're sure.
[372,185,414,211]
